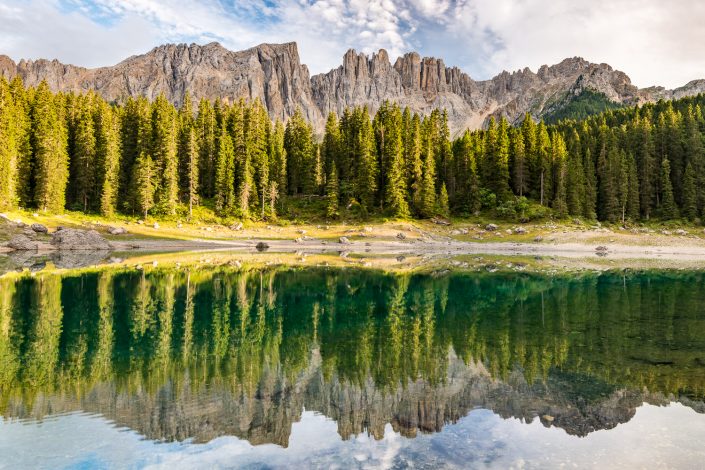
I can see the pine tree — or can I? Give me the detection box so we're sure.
[322,112,341,185]
[682,163,698,221]
[195,98,216,198]
[119,96,150,213]
[71,95,97,211]
[284,108,315,194]
[551,133,568,218]
[438,183,449,217]
[354,113,378,211]
[184,126,199,217]
[178,92,198,211]
[326,162,339,218]
[511,128,528,197]
[659,158,678,219]
[31,81,69,212]
[151,94,179,215]
[0,78,18,209]
[405,112,423,213]
[94,100,121,217]
[132,151,155,219]
[9,77,32,207]
[419,146,436,218]
[626,152,640,221]
[214,126,235,214]
[270,120,287,205]
[377,103,409,217]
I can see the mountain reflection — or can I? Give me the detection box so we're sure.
[1,268,704,445]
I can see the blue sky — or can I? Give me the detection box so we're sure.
[1,0,703,88]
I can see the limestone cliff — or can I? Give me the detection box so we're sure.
[0,42,700,134]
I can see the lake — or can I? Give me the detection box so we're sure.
[1,266,704,469]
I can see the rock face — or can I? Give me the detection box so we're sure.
[1,42,702,134]
[50,228,112,250]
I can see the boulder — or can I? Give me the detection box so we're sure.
[430,217,451,226]
[339,236,351,245]
[595,245,609,252]
[31,223,49,233]
[107,226,128,235]
[514,226,528,234]
[50,229,112,250]
[230,222,244,231]
[486,223,499,231]
[396,232,407,240]
[675,229,687,236]
[153,222,160,229]
[534,236,544,243]
[255,241,269,251]
[5,235,49,251]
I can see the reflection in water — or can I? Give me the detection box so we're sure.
[1,268,705,460]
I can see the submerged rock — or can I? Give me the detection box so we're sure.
[255,242,270,251]
[339,236,351,245]
[50,229,112,251]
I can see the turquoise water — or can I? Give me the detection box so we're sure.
[1,268,704,469]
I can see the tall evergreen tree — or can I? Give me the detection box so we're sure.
[0,78,18,209]
[682,163,698,221]
[214,126,235,215]
[94,100,121,217]
[326,161,339,218]
[31,81,69,212]
[659,158,678,219]
[132,151,155,219]
[151,94,179,215]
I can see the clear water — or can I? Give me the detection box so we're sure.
[1,267,704,469]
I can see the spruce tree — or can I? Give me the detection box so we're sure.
[626,152,640,221]
[0,78,18,209]
[132,151,155,219]
[326,162,339,218]
[71,95,97,211]
[270,120,287,204]
[151,94,179,215]
[9,76,32,207]
[419,147,436,218]
[195,98,216,198]
[31,81,69,212]
[551,133,568,218]
[659,158,678,219]
[214,126,235,215]
[438,183,450,218]
[184,126,199,217]
[94,100,121,217]
[682,163,698,221]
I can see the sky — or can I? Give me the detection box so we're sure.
[0,0,703,88]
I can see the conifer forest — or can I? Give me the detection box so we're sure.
[1,76,704,224]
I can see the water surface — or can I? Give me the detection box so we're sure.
[1,267,704,469]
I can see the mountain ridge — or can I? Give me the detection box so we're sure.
[2,41,704,133]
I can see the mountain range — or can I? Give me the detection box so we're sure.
[1,41,704,134]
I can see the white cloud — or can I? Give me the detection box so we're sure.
[1,0,703,88]
[0,0,158,67]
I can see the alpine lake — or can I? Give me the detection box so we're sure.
[1,251,705,469]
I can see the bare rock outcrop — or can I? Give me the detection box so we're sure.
[50,228,112,251]
[1,42,702,135]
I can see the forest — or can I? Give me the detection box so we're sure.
[1,76,704,223]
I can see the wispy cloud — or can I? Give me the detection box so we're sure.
[1,0,703,88]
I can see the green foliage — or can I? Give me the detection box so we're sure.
[544,89,623,124]
[3,79,705,224]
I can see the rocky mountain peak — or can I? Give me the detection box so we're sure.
[0,41,700,134]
